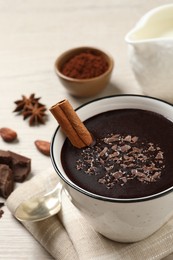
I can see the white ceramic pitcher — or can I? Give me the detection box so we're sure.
[125,4,173,102]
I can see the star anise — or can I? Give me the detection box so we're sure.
[13,93,48,126]
[13,93,42,113]
[23,103,47,126]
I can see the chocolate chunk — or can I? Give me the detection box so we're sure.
[0,202,4,208]
[0,164,14,198]
[0,202,4,219]
[9,151,31,182]
[0,209,4,218]
[0,150,12,167]
[0,209,4,216]
[0,150,31,182]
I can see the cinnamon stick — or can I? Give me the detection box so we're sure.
[50,99,93,148]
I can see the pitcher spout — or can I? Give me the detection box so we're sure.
[125,4,173,44]
[125,4,173,103]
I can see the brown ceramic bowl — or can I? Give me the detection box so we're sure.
[54,46,114,98]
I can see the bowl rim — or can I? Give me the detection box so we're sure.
[54,46,114,82]
[50,94,173,203]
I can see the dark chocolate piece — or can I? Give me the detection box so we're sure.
[0,202,4,208]
[0,202,4,218]
[9,151,31,182]
[0,150,12,167]
[0,150,31,182]
[0,164,14,198]
[0,209,4,218]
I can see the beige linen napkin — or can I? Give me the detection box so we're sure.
[6,168,173,260]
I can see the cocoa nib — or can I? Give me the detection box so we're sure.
[75,133,165,189]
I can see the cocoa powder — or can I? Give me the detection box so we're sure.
[61,50,108,79]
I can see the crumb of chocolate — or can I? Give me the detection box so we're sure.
[75,133,165,189]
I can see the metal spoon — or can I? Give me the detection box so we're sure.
[14,182,62,222]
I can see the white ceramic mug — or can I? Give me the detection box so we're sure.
[51,95,173,242]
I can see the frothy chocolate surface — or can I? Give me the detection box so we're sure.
[61,109,173,199]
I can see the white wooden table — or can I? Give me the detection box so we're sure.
[1,1,173,259]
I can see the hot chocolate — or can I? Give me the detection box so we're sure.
[61,109,173,199]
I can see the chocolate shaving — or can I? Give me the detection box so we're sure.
[124,135,132,142]
[76,133,165,189]
[99,147,108,157]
